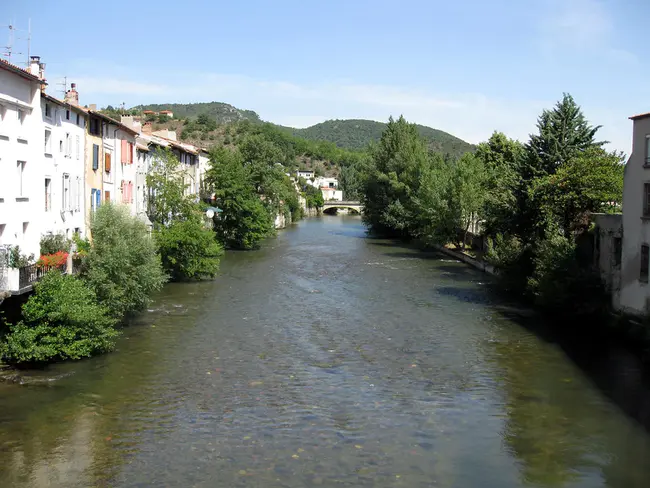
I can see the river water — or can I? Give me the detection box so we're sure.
[1,216,650,487]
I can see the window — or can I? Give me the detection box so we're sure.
[76,135,80,160]
[91,188,100,212]
[644,183,650,217]
[105,190,111,202]
[105,153,112,172]
[642,245,649,283]
[66,109,70,120]
[76,177,81,211]
[59,140,63,153]
[76,113,80,126]
[45,103,51,118]
[16,161,26,198]
[44,129,52,153]
[92,144,99,170]
[121,139,128,164]
[89,117,101,136]
[614,237,622,267]
[62,174,70,211]
[45,178,52,211]
[65,133,71,157]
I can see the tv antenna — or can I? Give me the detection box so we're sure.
[57,76,68,98]
[1,19,31,66]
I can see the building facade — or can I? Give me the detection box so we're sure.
[619,113,650,315]
[0,57,47,259]
[41,93,87,239]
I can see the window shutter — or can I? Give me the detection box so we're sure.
[93,144,99,170]
[128,142,133,164]
[105,190,111,202]
[96,188,101,208]
[105,153,111,173]
[121,139,127,164]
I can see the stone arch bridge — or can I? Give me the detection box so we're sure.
[322,201,363,214]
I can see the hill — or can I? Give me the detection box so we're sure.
[133,102,261,124]
[291,119,474,157]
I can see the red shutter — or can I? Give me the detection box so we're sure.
[128,143,133,164]
[121,139,127,164]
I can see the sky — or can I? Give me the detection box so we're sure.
[2,0,649,153]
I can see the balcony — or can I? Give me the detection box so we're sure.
[1,263,76,296]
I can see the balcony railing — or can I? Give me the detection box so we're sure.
[18,263,68,290]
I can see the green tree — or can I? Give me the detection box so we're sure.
[147,148,223,280]
[450,152,486,248]
[529,147,624,235]
[156,218,223,281]
[206,147,274,249]
[361,116,430,237]
[83,204,166,319]
[474,132,524,237]
[525,93,605,178]
[1,272,119,364]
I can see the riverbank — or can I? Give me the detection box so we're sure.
[433,240,650,368]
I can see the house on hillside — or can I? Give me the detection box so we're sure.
[159,110,173,118]
[0,56,47,262]
[321,187,343,201]
[296,170,314,180]
[41,89,87,239]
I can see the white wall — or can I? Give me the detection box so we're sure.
[620,116,650,315]
[41,99,87,240]
[0,67,44,260]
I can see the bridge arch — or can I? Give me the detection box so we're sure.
[321,201,363,215]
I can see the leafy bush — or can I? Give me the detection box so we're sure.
[155,217,223,281]
[1,272,119,364]
[6,246,34,268]
[40,233,71,255]
[527,232,609,317]
[485,234,531,293]
[83,204,167,319]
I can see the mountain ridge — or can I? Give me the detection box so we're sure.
[132,102,474,156]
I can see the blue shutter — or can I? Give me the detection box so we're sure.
[93,144,99,170]
[96,188,101,208]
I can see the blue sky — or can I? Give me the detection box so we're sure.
[2,0,648,153]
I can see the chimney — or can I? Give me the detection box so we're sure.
[142,121,152,135]
[29,56,40,76]
[64,83,79,106]
[88,103,97,111]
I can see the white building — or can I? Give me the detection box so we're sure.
[320,186,343,201]
[0,57,47,260]
[619,112,650,315]
[296,170,314,180]
[41,92,87,239]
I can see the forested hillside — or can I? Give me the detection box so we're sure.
[291,119,475,157]
[133,102,261,124]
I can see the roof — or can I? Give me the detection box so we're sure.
[88,110,139,136]
[42,93,88,115]
[0,58,46,84]
[630,112,650,121]
[159,110,172,113]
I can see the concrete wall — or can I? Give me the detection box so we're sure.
[620,117,650,316]
[593,213,623,310]
[0,67,44,259]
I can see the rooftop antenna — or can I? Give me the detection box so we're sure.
[57,76,68,98]
[1,19,30,66]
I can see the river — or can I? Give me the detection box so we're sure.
[1,216,650,487]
